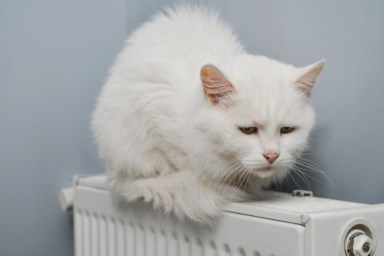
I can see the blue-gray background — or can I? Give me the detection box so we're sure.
[1,0,383,255]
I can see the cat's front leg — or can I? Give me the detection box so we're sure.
[109,171,231,223]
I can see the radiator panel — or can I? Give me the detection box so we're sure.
[74,186,305,256]
[73,175,384,256]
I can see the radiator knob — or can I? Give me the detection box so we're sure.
[352,233,373,256]
[345,228,374,256]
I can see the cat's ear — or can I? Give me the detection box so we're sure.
[200,64,236,106]
[295,59,325,97]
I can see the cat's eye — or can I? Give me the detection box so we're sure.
[280,127,296,134]
[239,126,258,135]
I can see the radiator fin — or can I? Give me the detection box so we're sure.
[108,217,116,256]
[157,229,167,256]
[223,243,231,256]
[75,209,267,256]
[169,231,178,256]
[136,224,145,256]
[116,220,125,256]
[83,211,90,256]
[207,240,217,256]
[90,213,98,256]
[75,210,83,256]
[126,222,135,256]
[238,247,246,256]
[99,215,107,256]
[146,226,155,256]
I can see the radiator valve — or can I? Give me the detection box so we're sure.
[345,227,374,256]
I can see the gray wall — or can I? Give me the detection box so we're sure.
[0,0,383,255]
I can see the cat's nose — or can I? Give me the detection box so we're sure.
[263,152,279,164]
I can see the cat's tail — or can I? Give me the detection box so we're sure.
[108,171,242,223]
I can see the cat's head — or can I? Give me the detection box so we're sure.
[193,55,324,184]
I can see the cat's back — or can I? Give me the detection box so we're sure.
[92,6,246,177]
[111,5,245,81]
[129,5,244,57]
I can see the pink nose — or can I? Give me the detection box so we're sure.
[263,152,279,164]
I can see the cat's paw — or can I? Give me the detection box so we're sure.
[117,176,226,224]
[171,186,225,223]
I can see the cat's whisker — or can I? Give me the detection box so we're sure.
[273,176,284,191]
[295,160,333,184]
[296,157,323,170]
[213,160,242,184]
[225,167,249,198]
[289,166,312,190]
[220,163,245,188]
[300,149,325,156]
[293,158,337,189]
[231,166,254,197]
[223,162,244,182]
[243,168,254,195]
[219,164,249,196]
[205,159,242,192]
[287,170,306,191]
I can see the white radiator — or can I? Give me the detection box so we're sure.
[69,175,384,256]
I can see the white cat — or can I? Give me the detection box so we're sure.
[92,5,324,223]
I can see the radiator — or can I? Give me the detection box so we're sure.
[67,174,384,256]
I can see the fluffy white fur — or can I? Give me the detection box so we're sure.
[92,5,324,223]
